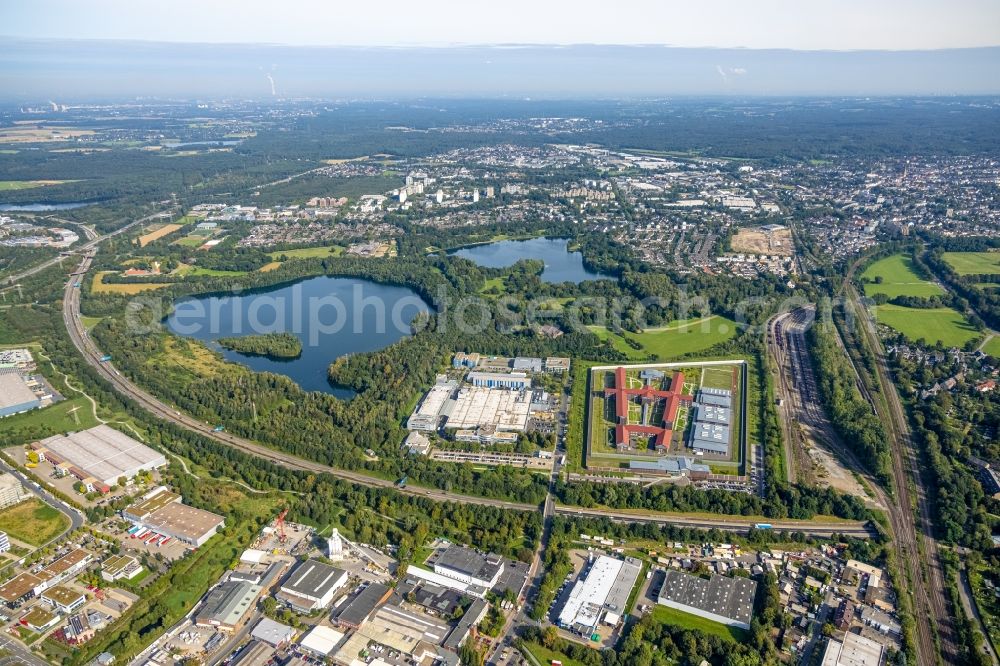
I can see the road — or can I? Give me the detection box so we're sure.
[844,259,956,666]
[61,251,538,514]
[2,212,165,288]
[0,635,48,666]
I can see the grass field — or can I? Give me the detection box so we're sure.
[874,304,981,347]
[651,604,747,642]
[0,499,69,546]
[941,252,1000,276]
[861,254,944,298]
[587,316,737,361]
[982,336,1000,357]
[0,396,99,438]
[268,245,344,260]
[174,265,246,277]
[0,180,73,191]
[522,642,586,666]
[138,223,184,247]
[91,272,171,294]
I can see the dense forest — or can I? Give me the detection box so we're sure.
[218,332,302,358]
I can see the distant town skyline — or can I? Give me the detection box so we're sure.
[4,0,1000,51]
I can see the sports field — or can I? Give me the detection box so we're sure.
[941,252,1000,276]
[873,304,981,347]
[861,254,943,298]
[588,315,737,361]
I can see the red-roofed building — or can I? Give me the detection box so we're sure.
[604,368,692,451]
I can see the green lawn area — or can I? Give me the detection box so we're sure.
[861,254,944,298]
[80,315,104,331]
[174,264,246,277]
[521,641,586,666]
[172,235,209,247]
[874,304,981,347]
[268,245,344,260]
[0,498,70,546]
[701,366,735,390]
[942,251,1000,276]
[0,396,98,439]
[651,604,747,642]
[587,316,737,361]
[0,180,75,191]
[982,336,1000,357]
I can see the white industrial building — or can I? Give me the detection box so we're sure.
[32,425,167,490]
[0,473,27,510]
[445,386,530,431]
[557,555,642,636]
[277,559,348,611]
[821,632,885,666]
[433,545,504,590]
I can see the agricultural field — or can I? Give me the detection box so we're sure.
[650,604,746,642]
[941,251,1000,276]
[91,272,172,294]
[874,303,981,347]
[138,223,184,247]
[587,315,737,361]
[0,498,70,546]
[0,124,95,144]
[861,254,944,298]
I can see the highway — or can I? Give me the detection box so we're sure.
[843,259,956,666]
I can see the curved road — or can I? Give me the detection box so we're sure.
[60,240,878,539]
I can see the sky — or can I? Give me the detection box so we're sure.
[3,0,1000,50]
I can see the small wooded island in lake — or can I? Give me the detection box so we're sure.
[217,332,302,358]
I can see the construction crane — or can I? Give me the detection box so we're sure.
[275,508,288,544]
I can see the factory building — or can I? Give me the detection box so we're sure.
[195,580,262,631]
[467,371,529,390]
[32,425,167,491]
[433,545,504,590]
[821,632,885,666]
[557,555,642,636]
[406,378,457,431]
[656,570,757,630]
[0,373,41,418]
[277,559,348,612]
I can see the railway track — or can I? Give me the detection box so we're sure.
[843,260,956,666]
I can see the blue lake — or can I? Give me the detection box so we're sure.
[449,237,612,283]
[165,275,431,398]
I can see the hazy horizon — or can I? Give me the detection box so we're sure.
[3,38,999,102]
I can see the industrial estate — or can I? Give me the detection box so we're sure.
[0,33,995,666]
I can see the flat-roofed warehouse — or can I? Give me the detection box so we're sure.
[433,544,504,589]
[32,425,166,487]
[557,555,642,635]
[657,570,757,630]
[195,579,262,631]
[123,488,225,548]
[821,632,885,666]
[277,559,348,611]
[0,373,40,418]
